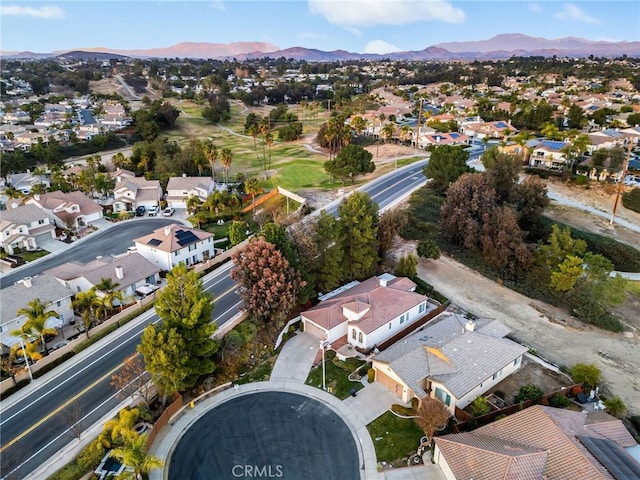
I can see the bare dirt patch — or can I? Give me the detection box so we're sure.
[414,255,640,416]
[89,77,123,96]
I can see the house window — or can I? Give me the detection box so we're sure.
[493,369,503,381]
[400,314,406,324]
[56,301,61,307]
[435,387,451,406]
[419,302,426,314]
[513,357,521,366]
[358,332,363,343]
[174,251,179,256]
[352,329,356,340]
[38,219,45,225]
[146,275,155,284]
[188,244,196,251]
[388,322,392,329]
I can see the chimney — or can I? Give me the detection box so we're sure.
[22,276,33,288]
[164,226,171,236]
[115,266,124,280]
[465,320,475,332]
[379,277,388,287]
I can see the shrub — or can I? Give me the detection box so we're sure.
[515,384,543,403]
[549,394,571,408]
[471,396,492,416]
[326,350,336,360]
[367,368,375,383]
[622,187,640,213]
[604,396,627,418]
[569,363,601,389]
[391,404,416,416]
[575,175,589,186]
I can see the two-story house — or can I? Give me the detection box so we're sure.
[133,224,215,271]
[0,204,56,254]
[165,176,215,209]
[112,176,163,213]
[372,312,527,413]
[7,172,51,195]
[528,140,569,170]
[302,274,438,350]
[0,275,74,354]
[26,191,103,231]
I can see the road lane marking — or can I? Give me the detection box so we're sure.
[0,361,124,452]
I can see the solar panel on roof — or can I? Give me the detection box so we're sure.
[542,140,566,150]
[495,121,508,128]
[147,238,162,247]
[577,435,640,480]
[175,229,199,246]
[450,133,460,138]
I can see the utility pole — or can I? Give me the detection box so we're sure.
[609,139,635,226]
[415,98,423,155]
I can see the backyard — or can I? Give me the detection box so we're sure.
[367,411,424,466]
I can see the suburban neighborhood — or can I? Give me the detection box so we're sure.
[1,23,640,480]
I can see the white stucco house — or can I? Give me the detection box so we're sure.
[372,312,528,413]
[301,274,438,350]
[165,176,215,209]
[7,172,51,194]
[25,191,103,231]
[112,175,162,213]
[0,204,56,254]
[528,140,569,170]
[132,224,215,271]
[0,274,74,354]
[45,252,161,301]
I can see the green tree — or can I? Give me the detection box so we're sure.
[313,211,344,294]
[603,397,626,418]
[538,225,587,270]
[15,299,59,355]
[261,222,296,265]
[245,177,261,215]
[153,263,218,387]
[515,384,543,403]
[481,147,521,203]
[203,139,218,184]
[377,209,408,259]
[394,253,418,278]
[417,239,441,260]
[351,116,368,143]
[221,147,233,185]
[567,104,586,129]
[138,325,189,403]
[549,255,585,292]
[109,434,164,479]
[72,289,102,338]
[324,144,375,185]
[470,396,492,416]
[423,145,471,194]
[338,191,379,282]
[569,363,601,389]
[228,220,248,246]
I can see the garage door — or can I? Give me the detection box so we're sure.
[303,320,326,340]
[375,368,402,398]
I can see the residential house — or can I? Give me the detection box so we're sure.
[0,204,56,254]
[434,406,640,480]
[133,224,215,271]
[7,172,51,195]
[0,274,74,354]
[529,140,569,170]
[372,312,527,411]
[165,176,215,209]
[112,175,162,213]
[46,252,160,300]
[587,129,626,154]
[26,191,103,231]
[498,142,530,163]
[302,274,438,350]
[473,120,518,139]
[421,132,469,148]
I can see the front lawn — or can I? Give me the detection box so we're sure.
[305,356,365,399]
[19,250,50,262]
[367,411,424,465]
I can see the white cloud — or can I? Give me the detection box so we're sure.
[209,0,225,12]
[529,3,542,13]
[553,3,598,24]
[364,39,402,54]
[308,0,465,27]
[0,5,64,18]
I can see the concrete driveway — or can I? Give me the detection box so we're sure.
[343,381,401,425]
[270,332,319,383]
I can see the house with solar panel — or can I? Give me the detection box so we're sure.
[473,120,518,139]
[132,224,215,271]
[529,139,570,171]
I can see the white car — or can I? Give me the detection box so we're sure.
[163,207,175,217]
[148,205,159,216]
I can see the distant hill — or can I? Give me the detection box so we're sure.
[3,35,639,61]
[55,51,130,60]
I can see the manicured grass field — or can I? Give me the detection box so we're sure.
[306,356,365,400]
[262,159,330,190]
[367,411,424,465]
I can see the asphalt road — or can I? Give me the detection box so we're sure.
[0,162,428,479]
[0,219,179,288]
[168,392,359,480]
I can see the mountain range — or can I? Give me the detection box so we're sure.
[2,34,639,61]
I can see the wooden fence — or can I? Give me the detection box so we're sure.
[146,393,183,450]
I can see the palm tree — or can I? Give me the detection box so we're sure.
[381,123,394,144]
[248,123,260,151]
[16,299,59,355]
[203,140,218,184]
[351,116,367,144]
[4,186,24,200]
[109,434,164,479]
[186,195,202,216]
[95,278,126,312]
[244,177,261,216]
[72,289,102,338]
[400,125,412,146]
[227,192,241,214]
[221,148,233,186]
[9,336,43,364]
[205,191,228,217]
[264,131,274,172]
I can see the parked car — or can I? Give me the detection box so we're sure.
[135,205,146,217]
[148,205,159,216]
[51,340,69,350]
[163,207,175,217]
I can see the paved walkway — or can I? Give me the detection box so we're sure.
[270,332,319,382]
[343,381,402,425]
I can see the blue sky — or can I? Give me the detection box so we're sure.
[1,1,639,54]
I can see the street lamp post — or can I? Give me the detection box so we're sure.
[320,340,328,391]
[18,335,34,382]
